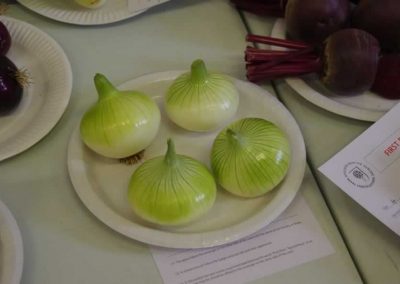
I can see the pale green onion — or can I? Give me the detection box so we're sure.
[165,59,239,132]
[211,118,291,198]
[128,139,217,226]
[80,73,161,159]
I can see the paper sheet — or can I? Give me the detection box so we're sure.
[319,102,400,236]
[127,0,170,13]
[150,195,334,284]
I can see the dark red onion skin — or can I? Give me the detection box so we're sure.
[371,54,400,100]
[0,21,11,55]
[352,0,400,53]
[285,0,351,46]
[0,54,17,73]
[0,56,23,114]
[321,29,380,95]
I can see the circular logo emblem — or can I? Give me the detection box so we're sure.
[343,162,375,188]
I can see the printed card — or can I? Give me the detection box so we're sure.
[319,103,400,236]
[150,196,334,284]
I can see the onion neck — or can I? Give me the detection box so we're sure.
[190,59,209,84]
[164,139,178,167]
[94,73,118,101]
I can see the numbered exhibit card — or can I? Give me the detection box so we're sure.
[319,102,400,236]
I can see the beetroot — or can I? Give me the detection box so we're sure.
[371,54,400,100]
[245,28,380,95]
[321,29,380,94]
[352,0,400,52]
[285,0,350,46]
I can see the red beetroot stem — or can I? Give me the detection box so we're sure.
[246,46,289,53]
[230,0,285,17]
[247,59,322,74]
[246,51,290,62]
[247,60,322,82]
[245,46,316,70]
[246,47,298,56]
[246,56,320,66]
[246,53,319,62]
[246,34,311,49]
[244,33,321,82]
[245,46,318,62]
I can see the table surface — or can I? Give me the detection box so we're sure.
[0,1,398,283]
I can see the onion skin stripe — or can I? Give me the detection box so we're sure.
[164,66,239,132]
[166,74,238,107]
[128,154,216,226]
[80,82,161,159]
[211,117,291,198]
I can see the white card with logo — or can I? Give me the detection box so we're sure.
[127,0,170,13]
[150,196,334,284]
[319,102,400,236]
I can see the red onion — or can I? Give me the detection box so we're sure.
[0,56,28,114]
[0,21,11,55]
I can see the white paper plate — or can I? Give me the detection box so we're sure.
[0,200,23,284]
[0,16,72,161]
[270,19,399,122]
[67,71,306,249]
[17,0,147,26]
